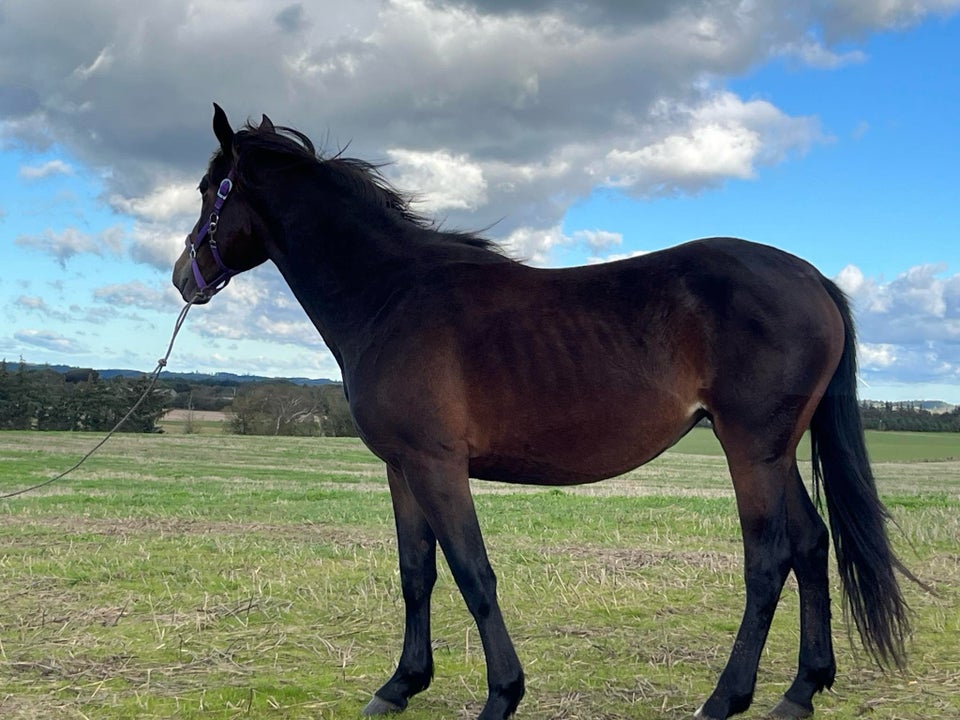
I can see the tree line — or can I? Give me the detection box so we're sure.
[2,360,958,436]
[859,401,960,432]
[0,360,166,432]
[0,359,356,436]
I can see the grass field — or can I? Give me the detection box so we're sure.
[1,428,958,719]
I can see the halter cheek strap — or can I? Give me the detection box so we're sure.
[188,171,238,296]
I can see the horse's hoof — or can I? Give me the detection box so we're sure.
[362,695,404,716]
[693,704,722,720]
[766,696,813,719]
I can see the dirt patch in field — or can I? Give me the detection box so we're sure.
[161,409,227,422]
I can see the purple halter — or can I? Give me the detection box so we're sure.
[188,172,237,296]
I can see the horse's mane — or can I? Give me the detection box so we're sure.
[231,120,504,255]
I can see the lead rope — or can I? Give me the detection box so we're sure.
[1,296,199,500]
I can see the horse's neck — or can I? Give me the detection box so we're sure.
[266,200,418,365]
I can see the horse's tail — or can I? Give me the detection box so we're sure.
[810,278,914,669]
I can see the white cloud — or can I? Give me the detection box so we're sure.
[607,122,761,187]
[15,294,75,323]
[835,263,866,294]
[19,159,74,180]
[571,229,622,251]
[72,45,114,80]
[601,92,822,196]
[859,342,899,369]
[501,224,569,263]
[110,182,198,222]
[587,249,650,264]
[386,148,488,212]
[184,266,330,354]
[15,226,125,267]
[502,224,628,264]
[836,264,960,388]
[14,329,85,353]
[93,280,181,310]
[15,295,47,311]
[127,221,191,271]
[775,37,867,69]
[108,182,201,271]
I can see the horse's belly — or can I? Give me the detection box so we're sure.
[468,416,694,486]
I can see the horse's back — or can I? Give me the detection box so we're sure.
[351,237,844,483]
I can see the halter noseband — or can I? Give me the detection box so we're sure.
[188,171,238,296]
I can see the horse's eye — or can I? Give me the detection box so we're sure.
[198,177,210,194]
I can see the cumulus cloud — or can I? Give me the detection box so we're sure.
[836,263,960,386]
[602,93,822,193]
[386,148,488,212]
[109,182,197,223]
[0,0,910,264]
[107,181,202,270]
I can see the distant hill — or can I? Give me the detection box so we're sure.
[861,399,957,414]
[21,362,336,387]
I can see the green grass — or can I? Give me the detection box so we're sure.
[671,426,960,463]
[0,430,958,719]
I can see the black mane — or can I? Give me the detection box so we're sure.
[231,120,505,256]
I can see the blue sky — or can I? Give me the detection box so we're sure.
[564,20,958,278]
[1,1,958,402]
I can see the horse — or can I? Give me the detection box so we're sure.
[173,105,915,720]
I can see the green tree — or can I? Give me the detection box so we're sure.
[317,384,356,437]
[227,382,356,437]
[0,359,36,429]
[230,382,322,436]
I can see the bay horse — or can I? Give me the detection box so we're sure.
[173,105,914,720]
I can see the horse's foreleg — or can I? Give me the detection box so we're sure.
[402,454,524,720]
[696,456,793,720]
[364,466,438,715]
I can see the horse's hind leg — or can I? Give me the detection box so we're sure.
[364,466,438,715]
[767,465,835,719]
[696,449,794,720]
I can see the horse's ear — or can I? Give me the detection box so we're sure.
[260,114,276,133]
[212,103,235,157]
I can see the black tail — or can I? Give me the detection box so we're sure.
[810,279,915,670]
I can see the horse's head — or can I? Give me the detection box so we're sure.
[172,104,272,304]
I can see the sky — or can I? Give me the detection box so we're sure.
[1,0,958,403]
